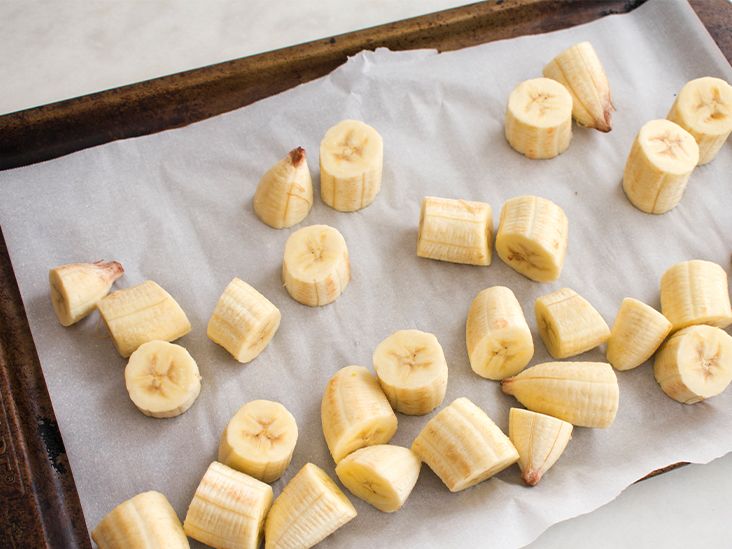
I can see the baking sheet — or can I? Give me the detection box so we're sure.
[1,0,731,547]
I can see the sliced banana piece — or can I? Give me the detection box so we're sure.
[264,462,357,549]
[667,77,732,165]
[654,325,732,404]
[321,365,398,463]
[207,277,281,363]
[49,260,124,326]
[495,195,568,282]
[416,196,493,266]
[606,297,672,371]
[282,224,350,307]
[505,77,573,159]
[466,286,534,380]
[372,329,448,415]
[501,361,619,428]
[254,146,313,228]
[320,119,383,212]
[411,397,518,492]
[622,119,699,214]
[219,399,298,483]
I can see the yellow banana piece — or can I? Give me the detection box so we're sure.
[606,298,672,371]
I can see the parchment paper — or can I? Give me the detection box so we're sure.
[1,0,731,547]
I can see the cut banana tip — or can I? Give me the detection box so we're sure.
[254,146,313,229]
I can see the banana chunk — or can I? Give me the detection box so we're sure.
[320,119,383,212]
[219,400,298,483]
[265,463,356,549]
[495,195,568,282]
[254,147,313,229]
[660,259,732,332]
[335,444,421,513]
[622,119,699,214]
[92,491,189,549]
[535,288,610,359]
[509,408,573,486]
[505,77,573,159]
[282,224,350,306]
[321,365,398,463]
[501,361,619,428]
[606,298,672,371]
[411,397,518,492]
[654,325,732,404]
[207,277,281,363]
[372,329,448,415]
[466,286,534,380]
[543,41,614,132]
[49,260,124,326]
[98,280,191,357]
[184,462,273,549]
[416,196,493,266]
[667,77,732,165]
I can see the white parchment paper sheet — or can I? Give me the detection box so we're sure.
[1,0,731,547]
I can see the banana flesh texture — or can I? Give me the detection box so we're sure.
[184,461,273,549]
[508,408,573,486]
[502,361,619,428]
[660,259,732,332]
[282,224,350,307]
[335,444,421,513]
[505,77,573,159]
[416,196,493,266]
[207,277,281,363]
[543,41,614,132]
[411,397,519,492]
[97,280,191,358]
[321,365,398,463]
[264,462,357,549]
[495,195,568,282]
[372,329,448,415]
[92,491,189,549]
[606,297,672,371]
[466,286,534,380]
[219,399,298,483]
[535,288,610,359]
[124,340,201,418]
[654,325,732,404]
[667,77,732,165]
[49,260,124,326]
[320,119,383,212]
[622,119,699,214]
[253,147,313,229]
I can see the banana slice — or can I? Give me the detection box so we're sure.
[372,329,448,415]
[320,119,383,212]
[219,400,298,483]
[622,119,699,214]
[253,147,313,229]
[92,491,189,549]
[416,196,493,266]
[495,195,568,282]
[536,288,610,359]
[207,277,281,363]
[606,297,672,371]
[321,365,398,463]
[265,463,356,549]
[505,77,573,159]
[466,286,534,380]
[97,280,191,357]
[543,41,614,132]
[282,224,350,307]
[184,461,273,549]
[508,408,573,486]
[660,259,732,332]
[335,444,421,513]
[501,361,619,428]
[49,260,124,326]
[667,77,732,165]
